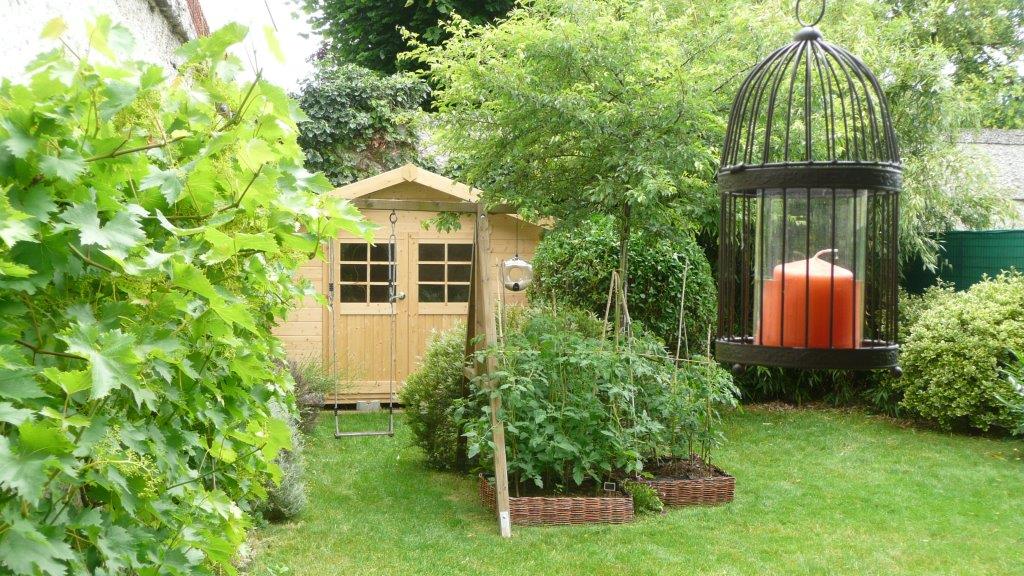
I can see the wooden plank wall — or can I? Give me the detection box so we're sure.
[275,182,543,403]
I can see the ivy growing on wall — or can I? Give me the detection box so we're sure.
[294,63,430,187]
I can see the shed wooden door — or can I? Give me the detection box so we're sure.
[332,231,410,403]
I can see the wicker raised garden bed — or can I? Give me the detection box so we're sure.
[639,458,735,506]
[478,474,634,526]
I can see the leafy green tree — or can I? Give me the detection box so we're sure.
[0,18,367,574]
[887,0,1024,128]
[303,0,515,73]
[407,0,736,288]
[295,63,429,186]
[411,0,1014,273]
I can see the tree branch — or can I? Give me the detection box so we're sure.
[216,164,265,214]
[68,243,115,273]
[16,339,86,361]
[85,133,188,162]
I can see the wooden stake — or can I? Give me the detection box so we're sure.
[475,205,512,537]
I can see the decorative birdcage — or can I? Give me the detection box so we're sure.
[715,2,901,372]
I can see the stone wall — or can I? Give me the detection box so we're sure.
[2,0,202,79]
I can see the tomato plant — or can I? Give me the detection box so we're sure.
[0,17,369,575]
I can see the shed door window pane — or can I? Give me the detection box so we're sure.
[369,285,391,303]
[447,264,471,282]
[419,264,444,282]
[419,284,444,302]
[340,264,366,282]
[419,243,445,261]
[447,285,470,303]
[341,243,367,261]
[370,242,394,262]
[370,264,391,282]
[339,241,396,304]
[448,243,473,261]
[417,243,471,304]
[340,284,366,303]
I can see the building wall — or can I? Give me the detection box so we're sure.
[2,0,201,80]
[960,129,1024,223]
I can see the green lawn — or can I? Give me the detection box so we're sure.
[246,407,1024,576]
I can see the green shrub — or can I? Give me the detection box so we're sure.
[897,272,1024,431]
[622,481,664,515]
[461,306,737,490]
[530,217,716,354]
[400,325,468,470]
[0,19,368,574]
[259,399,307,522]
[1002,355,1024,436]
[288,357,335,433]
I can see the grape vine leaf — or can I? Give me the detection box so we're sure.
[59,202,145,259]
[40,17,68,40]
[0,436,51,504]
[0,402,34,425]
[58,322,139,399]
[18,420,74,456]
[0,512,76,576]
[39,149,86,183]
[0,119,36,159]
[140,166,185,204]
[0,345,44,399]
[0,190,33,247]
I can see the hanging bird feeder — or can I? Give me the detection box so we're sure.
[501,255,533,292]
[715,0,901,373]
[501,220,533,292]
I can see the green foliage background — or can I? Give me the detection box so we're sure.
[303,0,515,73]
[0,19,367,575]
[530,217,716,354]
[399,324,467,471]
[460,307,737,490]
[408,0,1016,271]
[294,63,430,186]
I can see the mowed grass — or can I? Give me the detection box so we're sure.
[246,407,1024,576]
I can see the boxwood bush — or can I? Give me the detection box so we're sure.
[897,272,1024,431]
[530,217,716,354]
[399,325,467,470]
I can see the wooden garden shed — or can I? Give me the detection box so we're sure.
[274,164,543,403]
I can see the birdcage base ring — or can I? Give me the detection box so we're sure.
[715,338,898,371]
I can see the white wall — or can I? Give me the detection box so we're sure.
[2,0,200,80]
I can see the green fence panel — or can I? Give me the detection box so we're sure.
[903,230,1024,293]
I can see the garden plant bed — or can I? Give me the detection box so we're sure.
[640,456,735,506]
[478,474,634,526]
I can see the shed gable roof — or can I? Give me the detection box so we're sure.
[332,164,482,203]
[329,164,543,228]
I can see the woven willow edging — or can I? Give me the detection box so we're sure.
[639,468,735,506]
[478,474,635,526]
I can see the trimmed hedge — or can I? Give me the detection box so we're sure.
[399,326,467,470]
[897,272,1024,431]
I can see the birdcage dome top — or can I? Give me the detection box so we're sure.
[718,25,901,194]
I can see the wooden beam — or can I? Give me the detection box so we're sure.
[350,199,517,214]
[475,205,512,538]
